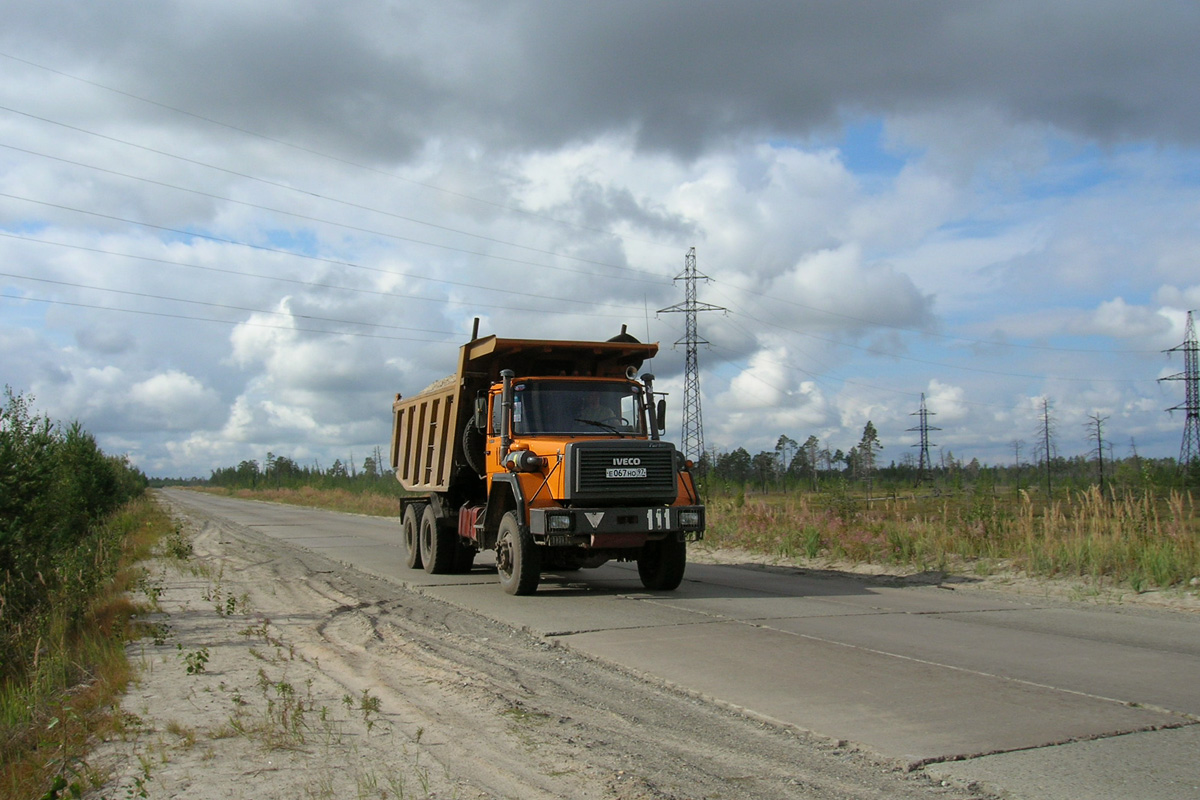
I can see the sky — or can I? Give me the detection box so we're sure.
[2,1,1199,478]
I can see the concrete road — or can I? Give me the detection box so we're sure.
[163,490,1200,800]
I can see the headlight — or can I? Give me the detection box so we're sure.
[506,450,545,472]
[679,510,701,528]
[547,513,573,531]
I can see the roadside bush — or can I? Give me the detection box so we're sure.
[0,389,147,683]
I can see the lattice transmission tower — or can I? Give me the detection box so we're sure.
[1160,309,1200,470]
[658,247,725,463]
[907,392,940,482]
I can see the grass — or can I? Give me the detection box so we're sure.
[702,485,1200,593]
[0,496,180,800]
[197,485,406,517]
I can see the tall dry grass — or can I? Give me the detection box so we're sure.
[0,497,176,800]
[703,486,1199,590]
[201,485,404,516]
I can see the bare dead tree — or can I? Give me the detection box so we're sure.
[1011,438,1024,490]
[1085,413,1110,494]
[1033,398,1056,498]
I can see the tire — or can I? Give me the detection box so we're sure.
[495,511,540,595]
[462,423,486,476]
[402,505,423,570]
[637,536,687,591]
[419,505,457,574]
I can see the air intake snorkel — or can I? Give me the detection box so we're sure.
[500,369,514,460]
[642,372,666,441]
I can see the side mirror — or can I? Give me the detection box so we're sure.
[473,396,488,430]
[656,398,667,433]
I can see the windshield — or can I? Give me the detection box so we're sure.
[510,380,645,436]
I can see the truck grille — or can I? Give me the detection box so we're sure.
[566,441,678,504]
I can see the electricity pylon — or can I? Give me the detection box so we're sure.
[658,247,725,463]
[907,392,940,482]
[1160,310,1199,471]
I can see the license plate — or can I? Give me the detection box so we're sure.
[606,467,647,479]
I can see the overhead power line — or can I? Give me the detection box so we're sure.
[0,136,666,281]
[0,51,680,251]
[0,193,670,326]
[0,228,646,317]
[712,301,1154,385]
[0,271,459,336]
[4,64,1155,362]
[0,292,452,344]
[711,277,1162,356]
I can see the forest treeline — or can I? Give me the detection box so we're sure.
[698,427,1192,497]
[177,446,405,497]
[183,416,1195,497]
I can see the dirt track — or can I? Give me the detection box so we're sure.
[85,494,994,799]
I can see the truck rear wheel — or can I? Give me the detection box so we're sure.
[420,505,457,574]
[637,536,686,591]
[495,511,540,595]
[402,505,423,570]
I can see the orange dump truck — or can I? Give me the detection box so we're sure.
[390,323,705,595]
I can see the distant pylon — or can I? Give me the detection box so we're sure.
[907,392,940,482]
[1160,309,1200,470]
[658,247,726,463]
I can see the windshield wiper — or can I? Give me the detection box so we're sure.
[574,418,626,437]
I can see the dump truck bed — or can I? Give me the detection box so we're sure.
[391,334,658,493]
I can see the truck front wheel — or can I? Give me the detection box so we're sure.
[495,511,540,595]
[420,505,457,574]
[637,536,687,591]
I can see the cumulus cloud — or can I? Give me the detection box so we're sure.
[763,245,935,335]
[128,370,222,430]
[1155,286,1200,319]
[925,379,968,424]
[1086,299,1174,341]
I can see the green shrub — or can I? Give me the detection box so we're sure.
[0,389,147,683]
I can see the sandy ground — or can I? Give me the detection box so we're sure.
[82,496,1029,800]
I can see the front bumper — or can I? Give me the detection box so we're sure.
[529,505,705,546]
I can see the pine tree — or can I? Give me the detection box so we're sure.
[858,421,883,498]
